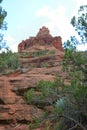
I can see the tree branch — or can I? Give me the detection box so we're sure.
[45,114,87,130]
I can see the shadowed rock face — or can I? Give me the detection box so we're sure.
[18,26,63,51]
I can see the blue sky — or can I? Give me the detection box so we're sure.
[1,0,87,52]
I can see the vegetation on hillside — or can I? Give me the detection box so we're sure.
[20,49,55,58]
[0,2,87,130]
[51,5,87,130]
[25,5,87,130]
[0,49,20,73]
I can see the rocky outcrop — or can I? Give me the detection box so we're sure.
[0,50,67,129]
[0,27,66,129]
[18,26,63,52]
[52,36,63,50]
[36,26,52,38]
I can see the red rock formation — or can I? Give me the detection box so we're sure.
[18,26,63,52]
[36,26,52,38]
[0,26,65,129]
[52,36,63,50]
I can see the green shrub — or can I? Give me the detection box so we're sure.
[29,117,40,129]
[20,50,55,58]
[0,49,20,73]
[25,77,60,107]
[54,38,87,129]
[25,89,34,104]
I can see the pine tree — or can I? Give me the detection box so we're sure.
[0,0,7,49]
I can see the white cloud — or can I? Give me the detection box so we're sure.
[73,0,87,7]
[71,0,87,18]
[9,43,18,52]
[77,44,87,51]
[4,1,86,52]
[4,35,18,52]
[4,35,16,43]
[35,3,87,51]
[35,6,50,17]
[35,5,76,42]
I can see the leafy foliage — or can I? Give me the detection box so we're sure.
[0,0,7,49]
[25,5,87,130]
[0,49,20,73]
[71,5,87,43]
[25,48,87,129]
[55,41,87,129]
[25,78,60,107]
[53,6,87,130]
[25,45,87,129]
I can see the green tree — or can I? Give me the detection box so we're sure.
[71,5,87,43]
[53,5,87,130]
[0,0,7,49]
[24,6,87,130]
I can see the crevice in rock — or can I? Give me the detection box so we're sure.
[0,120,12,125]
[0,119,30,125]
[0,99,5,104]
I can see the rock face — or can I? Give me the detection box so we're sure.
[18,26,63,52]
[36,26,51,38]
[0,27,66,130]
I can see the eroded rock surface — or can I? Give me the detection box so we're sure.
[18,26,63,52]
[0,27,67,130]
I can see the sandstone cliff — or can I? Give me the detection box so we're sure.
[18,26,63,52]
[0,27,67,130]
